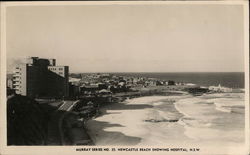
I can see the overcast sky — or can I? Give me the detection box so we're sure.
[6,4,244,73]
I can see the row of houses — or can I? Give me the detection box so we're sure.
[67,73,177,97]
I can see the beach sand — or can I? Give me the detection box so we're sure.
[86,95,191,145]
[85,93,245,153]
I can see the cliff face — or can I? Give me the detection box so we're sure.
[7,95,49,145]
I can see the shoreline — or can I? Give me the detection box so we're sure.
[85,92,191,146]
[53,88,187,145]
[61,85,245,146]
[84,91,245,146]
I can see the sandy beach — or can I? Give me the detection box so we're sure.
[86,92,245,152]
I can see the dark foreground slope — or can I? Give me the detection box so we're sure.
[7,95,56,145]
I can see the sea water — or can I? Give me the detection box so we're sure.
[174,93,245,146]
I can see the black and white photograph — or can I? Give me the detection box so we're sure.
[0,1,249,155]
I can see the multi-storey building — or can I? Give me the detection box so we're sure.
[13,57,69,98]
[13,64,27,95]
[47,66,69,97]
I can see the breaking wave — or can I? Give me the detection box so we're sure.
[212,99,244,114]
[174,93,245,141]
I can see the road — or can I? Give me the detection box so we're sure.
[47,100,79,145]
[58,100,79,111]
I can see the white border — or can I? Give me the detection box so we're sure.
[0,1,7,152]
[0,1,249,155]
[243,2,250,154]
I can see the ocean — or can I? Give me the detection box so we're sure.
[113,72,245,88]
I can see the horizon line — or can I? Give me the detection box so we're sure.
[7,71,245,75]
[69,71,245,74]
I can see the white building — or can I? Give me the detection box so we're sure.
[209,84,232,93]
[13,64,27,95]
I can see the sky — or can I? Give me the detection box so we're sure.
[6,4,245,73]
